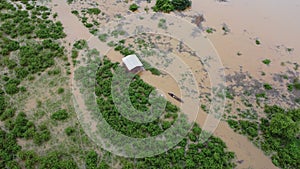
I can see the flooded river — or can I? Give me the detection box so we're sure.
[51,0,300,168]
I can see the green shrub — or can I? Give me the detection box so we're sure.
[287,84,294,91]
[51,109,69,121]
[33,124,51,145]
[5,79,20,95]
[227,119,239,129]
[256,92,266,98]
[57,88,64,94]
[71,49,78,59]
[84,23,93,28]
[255,39,261,45]
[262,59,271,65]
[71,10,79,15]
[65,127,75,136]
[0,108,15,121]
[73,40,87,50]
[129,3,139,12]
[153,0,191,12]
[148,68,161,75]
[294,81,300,90]
[67,0,74,4]
[206,27,216,34]
[263,83,272,90]
[172,0,192,11]
[158,19,167,29]
[153,0,174,13]
[98,34,108,42]
[87,8,101,15]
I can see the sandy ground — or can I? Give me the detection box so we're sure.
[49,0,300,169]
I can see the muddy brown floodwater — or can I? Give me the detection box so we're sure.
[192,0,300,78]
[50,0,300,169]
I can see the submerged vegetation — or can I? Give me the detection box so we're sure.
[227,105,300,168]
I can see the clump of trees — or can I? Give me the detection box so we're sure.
[0,129,21,168]
[95,58,236,168]
[227,105,300,168]
[260,105,299,168]
[0,0,65,86]
[153,0,192,13]
[0,1,73,168]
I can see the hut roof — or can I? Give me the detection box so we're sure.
[122,54,143,71]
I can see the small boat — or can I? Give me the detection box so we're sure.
[168,92,184,103]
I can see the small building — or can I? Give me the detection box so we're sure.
[122,54,144,73]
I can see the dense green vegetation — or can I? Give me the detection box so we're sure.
[96,58,177,137]
[0,1,86,168]
[153,0,192,13]
[95,58,236,168]
[0,0,65,97]
[227,105,300,168]
[261,106,299,168]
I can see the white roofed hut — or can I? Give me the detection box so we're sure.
[122,54,144,73]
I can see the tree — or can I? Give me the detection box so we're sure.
[172,0,191,11]
[269,113,298,140]
[153,0,174,13]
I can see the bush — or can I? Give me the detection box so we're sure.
[57,88,64,94]
[87,8,101,15]
[51,109,69,121]
[172,0,191,11]
[287,84,294,91]
[98,34,108,42]
[255,39,261,45]
[129,3,139,12]
[65,127,75,136]
[153,0,191,12]
[148,68,161,75]
[73,40,87,50]
[294,83,300,90]
[84,23,93,28]
[33,124,51,145]
[4,79,20,95]
[263,83,272,90]
[262,59,271,65]
[227,119,239,129]
[71,49,78,59]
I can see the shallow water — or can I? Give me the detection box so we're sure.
[192,0,300,76]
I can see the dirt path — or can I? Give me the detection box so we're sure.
[50,1,277,169]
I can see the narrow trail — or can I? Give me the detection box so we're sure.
[50,1,277,168]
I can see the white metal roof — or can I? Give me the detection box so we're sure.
[122,54,143,71]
